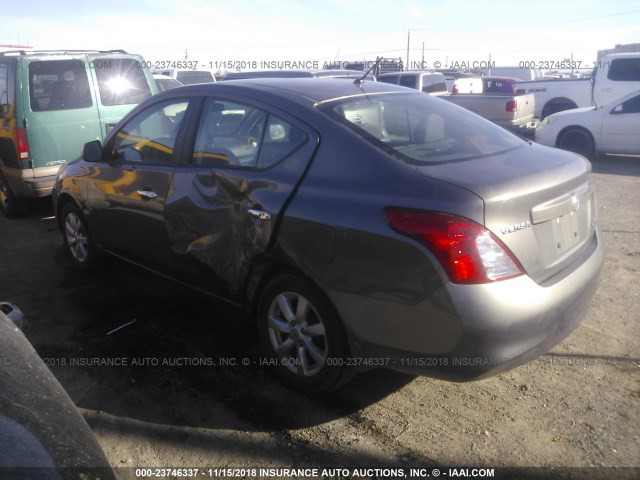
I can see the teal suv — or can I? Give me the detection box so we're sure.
[0,49,157,217]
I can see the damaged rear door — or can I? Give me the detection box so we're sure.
[165,96,318,300]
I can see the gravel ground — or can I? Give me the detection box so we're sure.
[0,154,638,480]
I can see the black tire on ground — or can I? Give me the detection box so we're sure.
[0,174,28,219]
[557,127,596,159]
[257,272,354,393]
[60,202,103,271]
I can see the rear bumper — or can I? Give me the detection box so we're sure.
[2,166,60,198]
[511,118,539,132]
[21,175,58,198]
[331,230,603,381]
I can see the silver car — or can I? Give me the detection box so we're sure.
[52,79,603,392]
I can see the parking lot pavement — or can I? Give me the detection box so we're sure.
[0,156,638,477]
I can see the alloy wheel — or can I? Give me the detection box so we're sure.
[267,291,328,377]
[65,212,89,263]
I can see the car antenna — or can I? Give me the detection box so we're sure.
[354,56,382,86]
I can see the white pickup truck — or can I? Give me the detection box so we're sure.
[516,52,640,119]
[379,71,537,131]
[442,93,537,131]
[377,71,449,95]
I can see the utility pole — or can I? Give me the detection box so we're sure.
[406,30,410,69]
[571,51,574,77]
[422,42,425,68]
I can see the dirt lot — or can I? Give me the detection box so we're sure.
[0,155,638,480]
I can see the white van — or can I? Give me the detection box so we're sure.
[377,71,448,96]
[153,68,216,85]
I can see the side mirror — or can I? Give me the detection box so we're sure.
[82,140,103,162]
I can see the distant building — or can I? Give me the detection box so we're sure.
[597,43,640,60]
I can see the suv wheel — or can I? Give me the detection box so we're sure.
[257,272,354,393]
[60,202,102,270]
[0,174,28,219]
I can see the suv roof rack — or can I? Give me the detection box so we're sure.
[0,49,129,57]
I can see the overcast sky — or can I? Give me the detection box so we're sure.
[3,0,639,71]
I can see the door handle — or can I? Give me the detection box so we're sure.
[248,208,271,221]
[136,189,158,200]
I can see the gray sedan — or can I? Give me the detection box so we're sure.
[52,78,603,392]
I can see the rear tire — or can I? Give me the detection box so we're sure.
[257,272,354,393]
[0,174,28,219]
[60,202,103,270]
[557,127,596,159]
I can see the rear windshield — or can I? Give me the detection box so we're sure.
[607,58,640,81]
[94,58,152,106]
[176,71,214,85]
[483,79,515,93]
[320,92,523,164]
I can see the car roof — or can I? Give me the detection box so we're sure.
[223,69,369,79]
[160,77,415,104]
[0,49,137,60]
[483,76,520,82]
[378,70,441,76]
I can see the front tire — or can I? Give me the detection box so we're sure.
[257,272,353,393]
[557,127,596,159]
[0,174,28,219]
[60,202,102,270]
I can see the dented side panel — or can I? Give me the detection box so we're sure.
[164,131,319,297]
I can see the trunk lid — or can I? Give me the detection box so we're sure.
[417,142,597,284]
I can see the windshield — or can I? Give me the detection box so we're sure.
[320,92,524,163]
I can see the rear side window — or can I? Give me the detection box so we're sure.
[0,61,14,113]
[95,58,152,106]
[614,94,640,114]
[378,76,398,85]
[399,75,417,89]
[29,60,93,111]
[192,98,306,169]
[607,58,640,81]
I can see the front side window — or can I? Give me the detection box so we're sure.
[95,58,152,106]
[192,98,306,169]
[29,60,93,111]
[321,92,524,164]
[112,99,189,164]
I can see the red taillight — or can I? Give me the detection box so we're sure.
[15,128,30,160]
[506,100,517,112]
[384,209,524,284]
[452,84,459,94]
